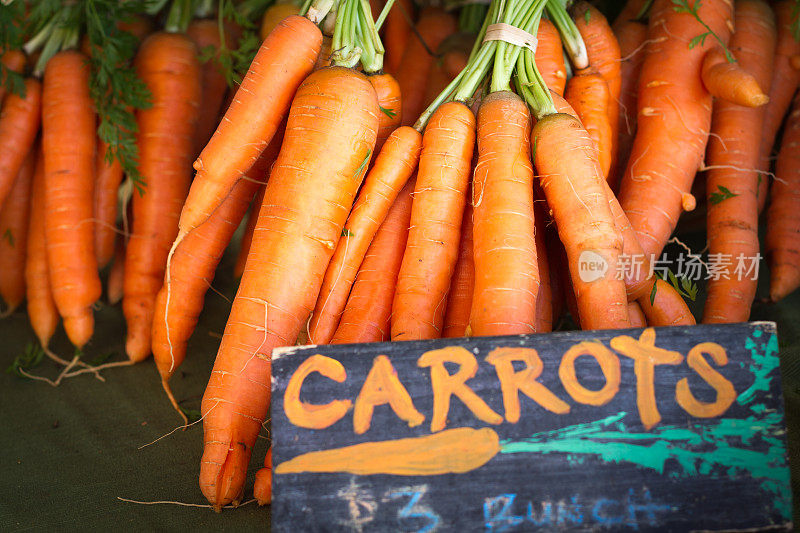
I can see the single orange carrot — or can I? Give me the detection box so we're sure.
[260,3,301,40]
[123,32,201,362]
[42,51,101,348]
[25,148,59,345]
[703,0,776,324]
[618,0,734,258]
[368,73,402,154]
[0,148,34,314]
[442,201,475,338]
[766,96,800,302]
[640,279,697,326]
[0,78,41,211]
[308,126,422,345]
[331,179,415,344]
[396,9,457,127]
[93,140,124,269]
[392,101,475,340]
[535,20,567,97]
[565,69,613,181]
[701,47,769,107]
[470,91,538,336]
[253,448,273,506]
[199,66,379,509]
[384,0,415,74]
[628,301,647,327]
[179,16,321,244]
[107,234,125,305]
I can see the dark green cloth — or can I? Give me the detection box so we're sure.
[1,245,798,530]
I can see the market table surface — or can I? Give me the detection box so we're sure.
[2,242,799,531]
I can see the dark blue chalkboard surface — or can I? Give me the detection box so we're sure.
[270,322,791,532]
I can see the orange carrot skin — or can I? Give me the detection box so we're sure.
[565,70,613,181]
[703,0,775,324]
[93,141,123,269]
[612,19,647,189]
[234,184,265,279]
[260,4,300,40]
[124,33,202,362]
[152,173,261,382]
[0,78,41,211]
[42,52,100,348]
[628,301,647,327]
[470,91,538,336]
[384,0,415,74]
[701,47,769,107]
[107,235,125,305]
[766,99,800,302]
[181,15,321,240]
[199,66,379,509]
[0,148,33,313]
[253,448,272,506]
[757,0,800,213]
[442,201,475,338]
[25,149,59,345]
[640,279,697,326]
[573,1,621,176]
[536,20,567,97]
[187,19,234,158]
[396,9,457,127]
[331,179,415,344]
[368,73,403,154]
[533,113,629,330]
[0,50,26,105]
[309,126,422,345]
[392,101,475,340]
[618,0,733,258]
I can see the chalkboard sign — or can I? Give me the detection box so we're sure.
[271,322,792,531]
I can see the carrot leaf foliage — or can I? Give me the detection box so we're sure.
[709,185,738,205]
[0,2,27,98]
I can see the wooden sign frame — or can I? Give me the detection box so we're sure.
[271,322,791,532]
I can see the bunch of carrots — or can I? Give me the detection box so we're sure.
[2,0,800,511]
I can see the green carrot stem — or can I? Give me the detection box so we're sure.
[515,47,556,119]
[374,0,396,31]
[545,0,588,69]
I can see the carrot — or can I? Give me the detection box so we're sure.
[253,448,272,506]
[701,47,769,107]
[25,149,59,345]
[628,301,647,327]
[422,34,473,111]
[152,149,269,386]
[187,19,234,158]
[330,179,415,344]
[260,3,301,39]
[442,202,475,338]
[0,49,26,105]
[392,101,475,340]
[123,32,201,362]
[613,0,650,26]
[0,148,33,315]
[107,234,125,305]
[533,201,553,333]
[178,15,320,245]
[396,9,457,127]
[199,66,379,509]
[766,96,800,302]
[618,0,734,258]
[611,19,648,188]
[0,78,41,211]
[42,51,100,348]
[532,112,629,330]
[93,141,123,269]
[703,0,775,324]
[368,73,402,154]
[470,91,538,336]
[640,279,697,326]
[572,1,621,181]
[233,119,287,278]
[565,69,613,181]
[756,0,800,213]
[535,20,567,97]
[384,0,415,74]
[308,126,422,344]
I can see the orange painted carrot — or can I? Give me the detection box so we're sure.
[123,32,201,362]
[535,20,567,97]
[565,69,613,181]
[757,0,800,213]
[396,9,457,127]
[443,202,475,338]
[331,179,415,344]
[392,101,475,340]
[703,0,775,324]
[0,78,40,211]
[308,126,421,345]
[25,149,59,345]
[179,16,321,244]
[42,51,100,348]
[93,140,123,269]
[0,148,33,314]
[618,0,734,258]
[470,91,538,336]
[766,96,800,302]
[199,66,378,509]
[368,73,402,154]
